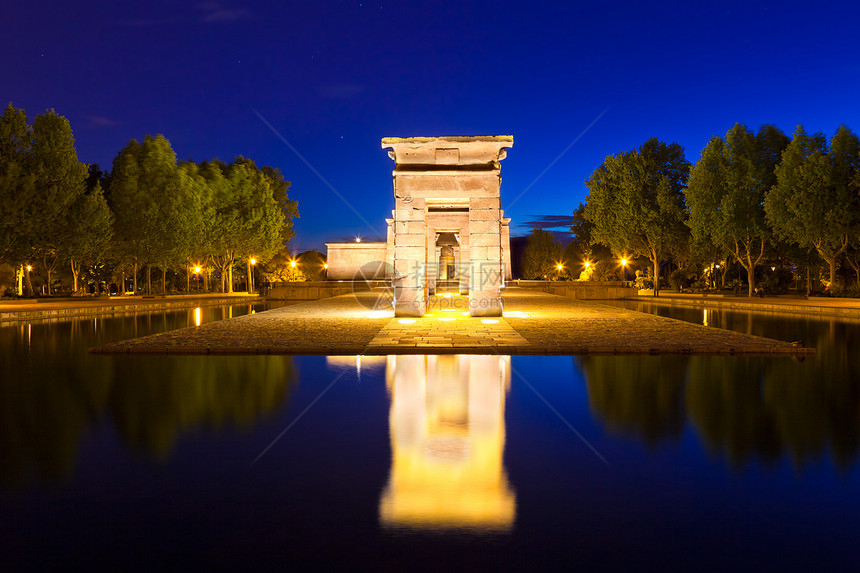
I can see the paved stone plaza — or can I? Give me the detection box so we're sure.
[90,287,813,356]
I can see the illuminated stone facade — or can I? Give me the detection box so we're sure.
[382,136,513,317]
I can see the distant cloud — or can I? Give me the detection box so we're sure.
[519,215,575,230]
[86,115,120,127]
[196,2,250,23]
[318,84,366,99]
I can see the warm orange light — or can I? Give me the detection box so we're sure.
[250,258,256,265]
[355,236,362,243]
[26,265,32,272]
[324,263,328,269]
[194,266,201,274]
[556,263,563,271]
[583,261,591,269]
[620,258,628,267]
[290,260,297,268]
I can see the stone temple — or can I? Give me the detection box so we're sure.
[326,136,513,317]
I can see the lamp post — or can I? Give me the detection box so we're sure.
[249,258,256,294]
[194,266,201,292]
[620,258,628,284]
[556,262,564,280]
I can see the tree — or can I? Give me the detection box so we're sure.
[110,135,202,294]
[686,124,789,296]
[261,248,306,283]
[766,126,860,289]
[0,106,91,296]
[204,158,288,292]
[0,104,34,292]
[564,202,613,279]
[584,138,690,296]
[296,250,326,281]
[65,183,114,293]
[28,110,90,295]
[262,165,298,246]
[521,228,562,279]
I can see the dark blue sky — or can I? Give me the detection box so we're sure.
[4,1,859,252]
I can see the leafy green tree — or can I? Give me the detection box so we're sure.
[110,135,203,294]
[28,110,90,294]
[0,107,90,295]
[584,138,690,296]
[206,158,291,292]
[521,228,562,279]
[262,165,298,246]
[686,125,789,296]
[296,250,326,281]
[261,248,306,283]
[0,104,34,292]
[176,161,215,292]
[564,202,614,279]
[65,183,113,292]
[766,126,860,289]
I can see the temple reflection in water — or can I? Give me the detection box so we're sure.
[379,354,515,531]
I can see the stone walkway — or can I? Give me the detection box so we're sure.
[90,288,812,356]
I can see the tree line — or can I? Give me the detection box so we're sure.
[0,103,298,296]
[521,123,860,296]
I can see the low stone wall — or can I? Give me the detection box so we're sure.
[266,280,385,301]
[508,280,630,300]
[0,294,261,323]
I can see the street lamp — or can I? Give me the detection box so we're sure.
[620,258,628,282]
[249,258,256,293]
[194,266,202,291]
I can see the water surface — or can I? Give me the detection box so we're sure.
[1,301,858,570]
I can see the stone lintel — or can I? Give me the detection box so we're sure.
[383,136,513,166]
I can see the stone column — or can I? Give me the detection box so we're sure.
[468,196,504,317]
[501,214,512,281]
[392,196,426,316]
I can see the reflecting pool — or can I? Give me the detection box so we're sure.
[1,302,859,569]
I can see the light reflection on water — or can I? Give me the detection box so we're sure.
[379,355,514,532]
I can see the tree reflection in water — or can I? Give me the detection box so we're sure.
[0,312,295,489]
[578,315,860,471]
[380,355,515,532]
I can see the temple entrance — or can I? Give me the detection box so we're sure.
[435,232,460,295]
[382,136,514,317]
